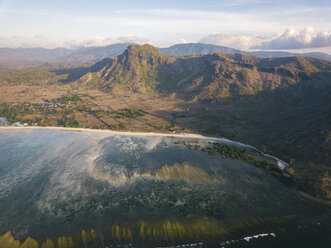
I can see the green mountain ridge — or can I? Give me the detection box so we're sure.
[80,44,331,100]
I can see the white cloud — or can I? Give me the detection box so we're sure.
[199,27,331,52]
[199,33,273,50]
[254,27,331,50]
[177,38,189,44]
[0,35,58,48]
[0,35,151,49]
[1,27,331,55]
[63,35,150,49]
[0,34,189,49]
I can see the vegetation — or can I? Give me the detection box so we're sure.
[0,231,20,248]
[110,225,132,244]
[56,94,82,104]
[0,103,20,123]
[0,216,325,247]
[198,142,297,186]
[21,237,38,248]
[2,70,58,85]
[194,144,200,150]
[113,108,145,119]
[81,229,103,248]
[0,219,227,247]
[40,239,55,248]
[60,117,81,128]
[137,220,227,243]
[202,142,250,161]
[56,236,74,248]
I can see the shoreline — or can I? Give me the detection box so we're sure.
[0,125,289,169]
[0,125,219,139]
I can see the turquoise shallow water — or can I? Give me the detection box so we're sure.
[0,129,330,247]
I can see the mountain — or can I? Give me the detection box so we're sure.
[0,47,73,66]
[158,42,241,55]
[78,45,331,183]
[80,44,331,99]
[0,44,132,66]
[247,50,331,61]
[59,43,331,62]
[1,43,331,66]
[65,43,133,63]
[158,43,331,61]
[80,44,176,93]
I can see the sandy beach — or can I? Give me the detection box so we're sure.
[0,125,289,169]
[0,125,243,142]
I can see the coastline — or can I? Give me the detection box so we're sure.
[0,125,289,169]
[5,126,331,209]
[0,125,209,139]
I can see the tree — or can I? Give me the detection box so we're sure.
[261,145,267,153]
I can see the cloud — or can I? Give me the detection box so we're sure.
[254,27,331,50]
[0,35,57,48]
[177,38,189,44]
[0,35,150,49]
[199,27,331,51]
[199,33,273,50]
[63,35,150,49]
[1,27,331,54]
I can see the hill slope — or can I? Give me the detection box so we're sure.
[80,44,331,99]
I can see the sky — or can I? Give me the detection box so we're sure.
[0,0,330,53]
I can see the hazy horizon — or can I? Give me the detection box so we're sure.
[0,0,330,54]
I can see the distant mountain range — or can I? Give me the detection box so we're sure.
[0,47,73,66]
[158,43,242,56]
[1,43,330,66]
[64,43,133,64]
